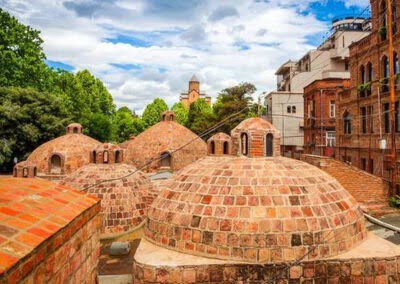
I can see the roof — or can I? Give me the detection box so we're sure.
[60,163,153,236]
[125,120,207,172]
[0,177,99,274]
[232,117,279,135]
[208,132,231,142]
[275,60,297,75]
[189,74,199,82]
[144,156,367,263]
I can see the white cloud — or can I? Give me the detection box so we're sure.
[1,0,335,114]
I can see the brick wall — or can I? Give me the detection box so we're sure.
[133,256,400,283]
[300,155,388,209]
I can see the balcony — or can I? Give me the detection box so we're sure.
[330,48,349,60]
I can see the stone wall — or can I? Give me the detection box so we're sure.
[133,256,400,283]
[0,212,101,283]
[300,154,388,210]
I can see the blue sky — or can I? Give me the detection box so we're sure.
[1,0,370,113]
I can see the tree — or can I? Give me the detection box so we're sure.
[187,99,216,137]
[0,87,70,172]
[213,82,256,133]
[0,8,49,90]
[86,113,113,142]
[142,98,168,127]
[132,117,146,136]
[112,106,136,143]
[171,102,189,126]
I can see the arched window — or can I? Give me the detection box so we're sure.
[162,114,166,121]
[73,127,78,133]
[160,152,171,168]
[50,154,62,174]
[240,133,249,156]
[287,106,291,113]
[23,168,28,177]
[223,141,229,155]
[367,62,373,82]
[394,52,399,74]
[210,141,215,154]
[103,151,109,163]
[360,65,366,83]
[169,114,174,121]
[34,167,37,177]
[115,151,121,163]
[383,55,389,78]
[292,106,296,114]
[13,168,17,177]
[344,112,352,134]
[393,2,397,34]
[92,151,97,163]
[266,133,274,157]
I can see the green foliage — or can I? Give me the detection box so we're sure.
[171,102,189,126]
[132,117,146,136]
[0,8,50,90]
[213,82,256,133]
[142,98,169,127]
[389,196,400,208]
[187,99,216,136]
[111,107,136,143]
[0,87,69,171]
[86,113,113,142]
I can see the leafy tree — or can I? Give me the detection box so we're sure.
[171,102,189,126]
[0,8,50,90]
[86,113,113,142]
[142,98,168,127]
[0,87,70,171]
[187,99,216,136]
[112,106,136,143]
[132,117,146,136]
[213,82,256,133]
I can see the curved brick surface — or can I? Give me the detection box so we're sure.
[27,130,100,175]
[61,163,153,236]
[125,120,207,173]
[145,156,367,263]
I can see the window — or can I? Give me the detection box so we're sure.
[330,101,335,118]
[367,62,373,82]
[345,60,349,71]
[103,151,109,163]
[23,168,28,177]
[369,159,374,174]
[223,141,229,155]
[360,65,366,84]
[394,52,399,74]
[326,131,335,147]
[50,154,62,174]
[287,106,291,113]
[240,133,249,156]
[93,151,97,163]
[396,102,400,132]
[210,141,215,154]
[115,151,121,163]
[368,106,374,133]
[361,158,367,171]
[160,152,171,168]
[344,112,352,134]
[266,134,274,157]
[73,127,78,133]
[361,107,367,134]
[383,55,389,78]
[381,1,388,40]
[292,106,296,113]
[384,103,390,133]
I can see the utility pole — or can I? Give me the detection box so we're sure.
[388,0,397,197]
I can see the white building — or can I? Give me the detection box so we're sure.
[266,17,371,155]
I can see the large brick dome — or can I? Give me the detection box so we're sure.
[144,117,367,263]
[61,143,154,236]
[125,111,207,172]
[27,123,100,175]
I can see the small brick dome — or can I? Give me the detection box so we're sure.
[161,111,176,122]
[61,149,154,236]
[145,156,367,263]
[125,113,207,173]
[231,117,281,157]
[91,143,124,164]
[66,123,83,134]
[27,123,100,175]
[13,161,37,178]
[207,132,232,155]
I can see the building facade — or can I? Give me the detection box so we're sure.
[336,0,400,180]
[267,17,370,155]
[304,78,350,156]
[179,74,211,107]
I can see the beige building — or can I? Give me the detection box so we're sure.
[179,74,211,107]
[266,17,371,155]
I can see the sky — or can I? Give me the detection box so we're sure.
[1,0,370,113]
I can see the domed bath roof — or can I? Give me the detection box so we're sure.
[27,123,100,175]
[125,111,207,173]
[207,132,232,156]
[61,143,154,236]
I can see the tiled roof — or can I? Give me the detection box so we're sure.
[145,156,367,263]
[0,177,100,274]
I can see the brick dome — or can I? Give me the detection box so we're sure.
[27,123,100,175]
[13,161,37,178]
[119,135,135,149]
[207,132,232,155]
[145,156,367,263]
[125,111,207,173]
[60,146,154,236]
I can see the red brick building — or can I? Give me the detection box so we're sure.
[336,0,400,180]
[303,78,350,157]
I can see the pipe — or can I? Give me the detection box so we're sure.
[363,212,400,234]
